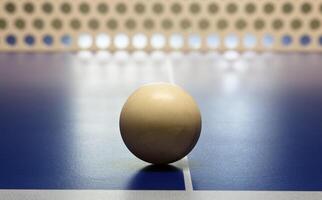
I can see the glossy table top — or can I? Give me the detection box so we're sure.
[0,52,322,193]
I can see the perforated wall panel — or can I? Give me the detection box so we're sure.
[0,0,321,52]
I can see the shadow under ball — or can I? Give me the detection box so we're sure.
[119,83,202,164]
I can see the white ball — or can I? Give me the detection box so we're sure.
[119,83,202,164]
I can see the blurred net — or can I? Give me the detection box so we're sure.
[0,0,321,52]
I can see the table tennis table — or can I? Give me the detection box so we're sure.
[0,52,322,199]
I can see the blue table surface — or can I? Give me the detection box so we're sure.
[0,52,322,191]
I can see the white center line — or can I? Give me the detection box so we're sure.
[182,156,193,191]
[165,56,193,191]
[165,57,175,85]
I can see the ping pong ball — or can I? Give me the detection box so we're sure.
[119,83,201,164]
